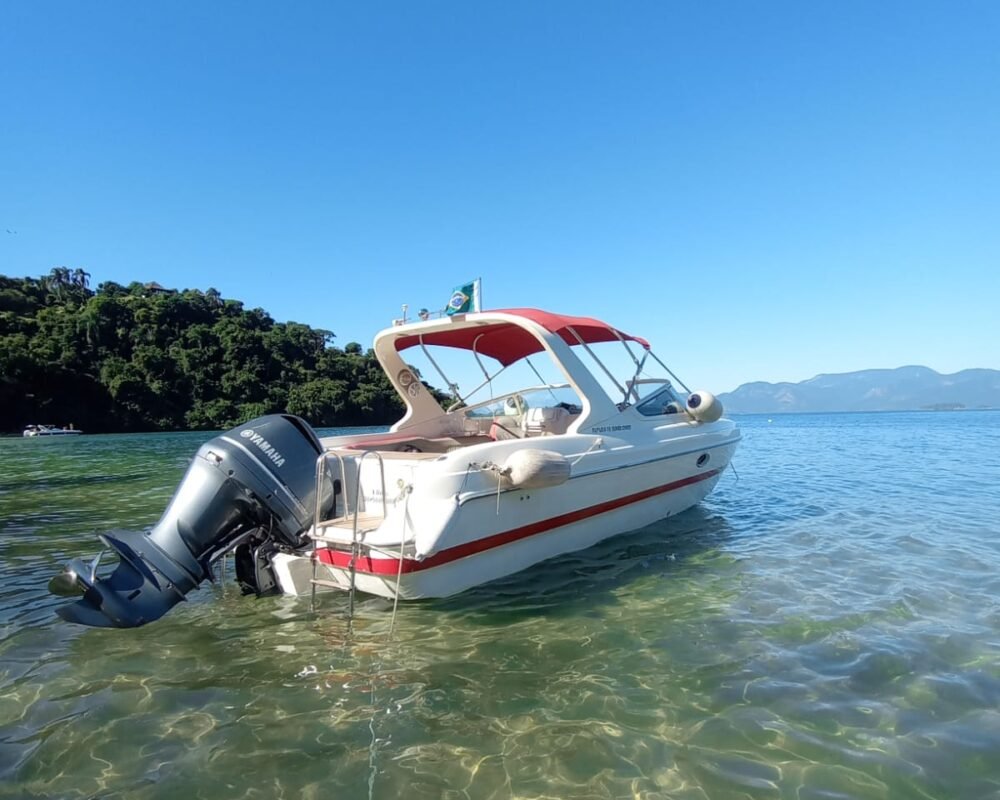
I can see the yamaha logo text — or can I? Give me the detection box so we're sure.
[239,428,286,467]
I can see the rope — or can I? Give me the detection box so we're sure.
[388,485,411,638]
[569,437,604,466]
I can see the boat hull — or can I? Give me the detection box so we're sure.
[275,436,736,599]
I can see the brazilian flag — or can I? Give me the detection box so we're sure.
[446,281,475,315]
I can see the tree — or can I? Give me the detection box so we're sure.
[0,270,420,433]
[45,267,72,302]
[71,268,91,290]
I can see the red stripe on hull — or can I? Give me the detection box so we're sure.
[315,468,721,576]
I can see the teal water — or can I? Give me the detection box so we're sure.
[1,412,999,799]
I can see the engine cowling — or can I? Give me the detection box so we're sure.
[51,414,332,628]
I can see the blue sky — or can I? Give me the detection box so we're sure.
[2,1,998,392]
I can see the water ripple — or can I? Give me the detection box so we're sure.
[1,413,999,797]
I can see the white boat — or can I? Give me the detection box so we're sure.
[23,424,83,437]
[51,307,740,628]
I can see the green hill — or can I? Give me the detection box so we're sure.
[0,269,409,433]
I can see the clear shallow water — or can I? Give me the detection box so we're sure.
[1,412,999,799]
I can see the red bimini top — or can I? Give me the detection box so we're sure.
[391,308,650,367]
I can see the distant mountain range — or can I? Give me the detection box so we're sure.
[717,366,1000,414]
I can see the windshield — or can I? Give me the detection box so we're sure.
[462,385,582,417]
[402,344,584,415]
[398,329,686,421]
[634,382,686,416]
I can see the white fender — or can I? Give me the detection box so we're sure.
[502,449,571,489]
[686,390,723,423]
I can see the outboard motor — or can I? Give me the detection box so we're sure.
[50,414,332,628]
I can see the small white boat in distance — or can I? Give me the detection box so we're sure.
[23,424,83,437]
[51,307,740,627]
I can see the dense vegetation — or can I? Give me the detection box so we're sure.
[0,269,409,433]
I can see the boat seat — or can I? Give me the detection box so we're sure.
[522,406,572,437]
[339,435,461,454]
[489,416,523,441]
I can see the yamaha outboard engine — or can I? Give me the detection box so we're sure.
[50,414,332,628]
